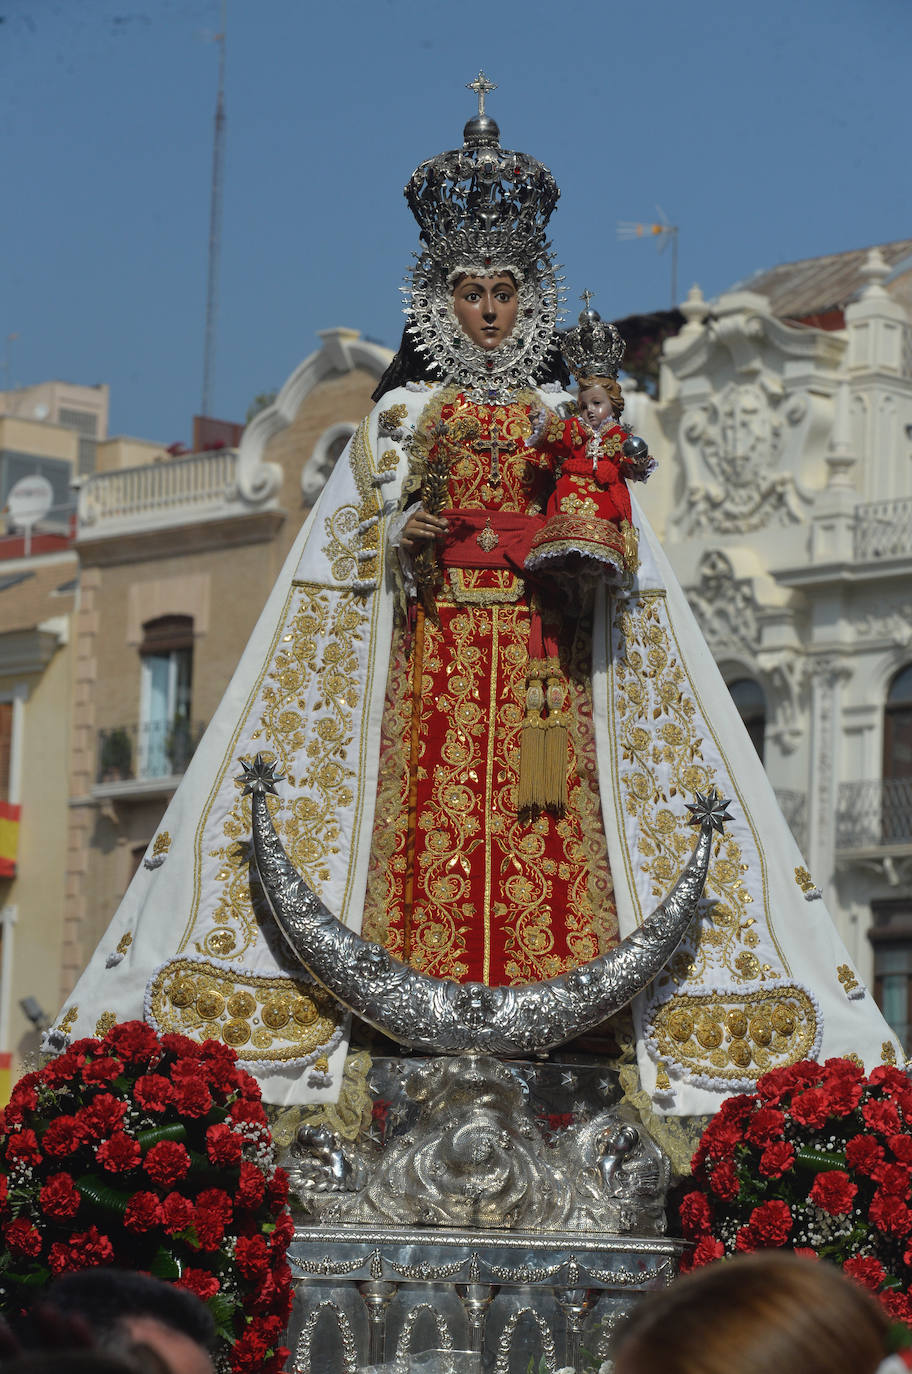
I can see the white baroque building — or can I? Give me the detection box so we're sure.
[637,243,912,1050]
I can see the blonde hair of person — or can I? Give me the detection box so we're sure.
[611,1253,891,1374]
[577,374,624,419]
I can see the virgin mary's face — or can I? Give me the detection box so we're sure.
[451,274,519,350]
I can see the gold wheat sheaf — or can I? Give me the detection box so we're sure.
[411,413,482,620]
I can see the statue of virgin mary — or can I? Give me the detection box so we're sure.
[55,79,904,1116]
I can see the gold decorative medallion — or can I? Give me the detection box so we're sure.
[649,986,818,1084]
[147,958,342,1065]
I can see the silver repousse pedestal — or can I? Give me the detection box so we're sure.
[284,1055,683,1374]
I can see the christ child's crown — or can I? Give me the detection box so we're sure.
[560,300,625,380]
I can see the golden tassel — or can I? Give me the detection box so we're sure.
[517,675,546,813]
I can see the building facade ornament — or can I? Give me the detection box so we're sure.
[677,379,812,534]
[686,549,760,658]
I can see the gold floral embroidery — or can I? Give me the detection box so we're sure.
[650,987,817,1081]
[446,568,523,605]
[378,403,408,435]
[837,964,862,997]
[147,959,340,1064]
[544,412,566,445]
[151,832,171,857]
[58,1007,78,1037]
[612,595,770,986]
[320,418,382,578]
[94,1012,117,1037]
[559,492,599,517]
[203,586,370,961]
[883,1041,898,1066]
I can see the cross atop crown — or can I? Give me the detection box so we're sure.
[580,288,594,311]
[467,71,497,118]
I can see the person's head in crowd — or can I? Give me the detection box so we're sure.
[611,1252,892,1374]
[0,1356,151,1374]
[35,1272,215,1374]
[0,1356,164,1374]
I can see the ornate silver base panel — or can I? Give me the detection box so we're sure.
[284,1055,683,1373]
[287,1226,682,1374]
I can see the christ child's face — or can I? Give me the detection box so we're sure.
[451,274,519,350]
[578,383,614,428]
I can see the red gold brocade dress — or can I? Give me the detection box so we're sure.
[361,391,618,985]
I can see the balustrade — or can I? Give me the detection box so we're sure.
[836,778,912,850]
[79,450,238,530]
[854,497,912,561]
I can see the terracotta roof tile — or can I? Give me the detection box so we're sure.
[729,239,912,321]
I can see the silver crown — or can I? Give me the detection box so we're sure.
[560,296,625,380]
[404,71,559,275]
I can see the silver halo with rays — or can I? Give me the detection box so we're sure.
[243,756,728,1056]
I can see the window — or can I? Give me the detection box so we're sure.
[139,616,193,778]
[870,900,912,1052]
[883,665,912,843]
[728,678,766,762]
[58,407,99,476]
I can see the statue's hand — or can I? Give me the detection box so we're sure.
[401,509,449,553]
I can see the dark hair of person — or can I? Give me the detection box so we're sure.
[35,1270,215,1352]
[0,1356,144,1374]
[371,321,572,402]
[611,1252,890,1374]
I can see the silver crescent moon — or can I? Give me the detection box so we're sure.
[249,773,719,1056]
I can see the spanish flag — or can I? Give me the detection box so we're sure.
[0,801,20,877]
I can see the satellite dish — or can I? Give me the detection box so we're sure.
[33,403,50,420]
[7,474,54,530]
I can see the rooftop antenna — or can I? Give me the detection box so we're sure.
[201,0,227,419]
[617,206,679,308]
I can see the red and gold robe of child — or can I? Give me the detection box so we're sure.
[525,414,654,579]
[361,389,618,985]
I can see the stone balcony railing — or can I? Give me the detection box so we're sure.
[854,496,912,561]
[77,449,242,537]
[836,778,912,850]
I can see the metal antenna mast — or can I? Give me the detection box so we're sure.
[201,0,227,418]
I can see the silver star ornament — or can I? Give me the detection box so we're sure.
[686,789,733,834]
[237,753,285,797]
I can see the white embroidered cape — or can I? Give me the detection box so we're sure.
[57,385,903,1111]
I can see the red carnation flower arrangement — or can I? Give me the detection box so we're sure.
[679,1056,912,1322]
[0,1021,293,1374]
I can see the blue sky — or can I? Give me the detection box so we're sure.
[1,0,909,444]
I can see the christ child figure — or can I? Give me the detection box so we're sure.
[525,300,656,586]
